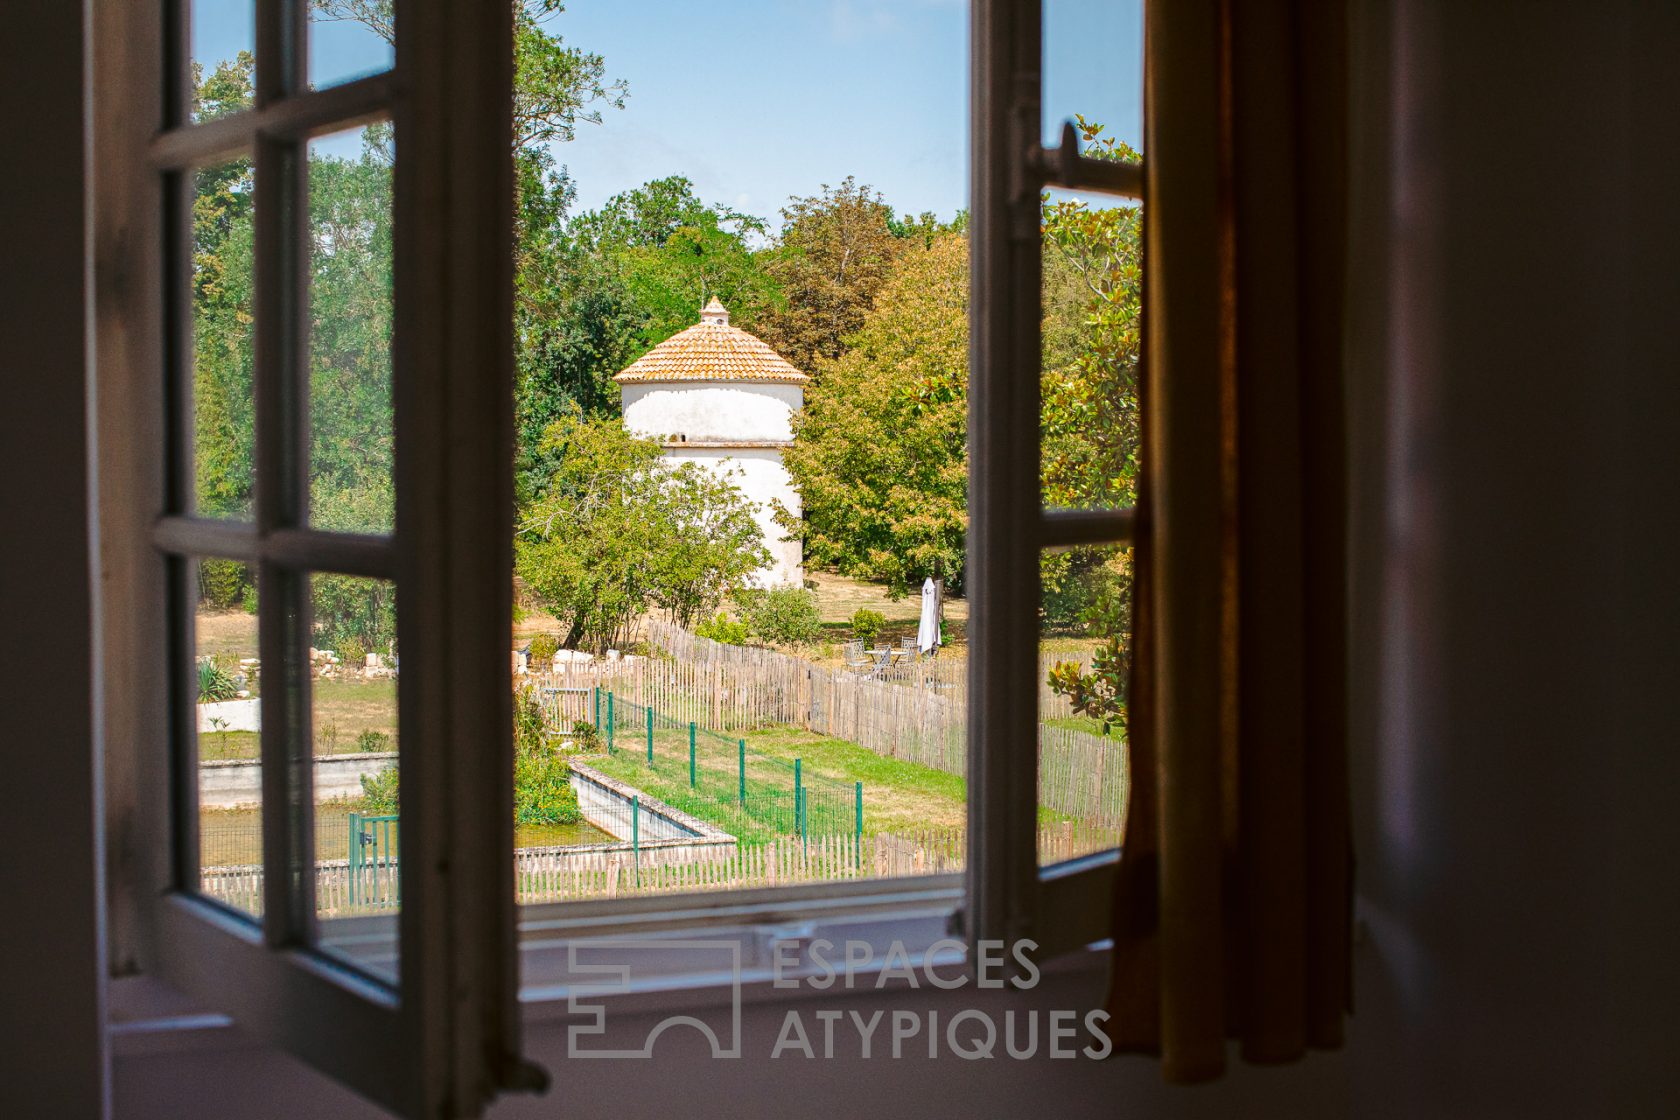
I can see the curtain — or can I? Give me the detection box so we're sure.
[1106,0,1353,1081]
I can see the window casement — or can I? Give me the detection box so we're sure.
[95,1,536,1115]
[973,0,1353,1081]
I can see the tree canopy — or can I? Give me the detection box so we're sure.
[516,413,768,650]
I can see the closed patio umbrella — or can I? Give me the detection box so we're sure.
[917,576,941,654]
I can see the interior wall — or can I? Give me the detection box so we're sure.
[93,0,1680,1116]
[0,1,110,1117]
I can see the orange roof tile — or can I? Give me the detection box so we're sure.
[613,303,809,385]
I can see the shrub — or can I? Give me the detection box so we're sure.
[737,586,823,647]
[335,636,367,666]
[850,608,886,644]
[359,766,399,814]
[197,658,239,703]
[695,612,750,645]
[355,729,391,753]
[240,583,259,615]
[527,632,560,665]
[199,559,252,611]
[569,720,602,753]
[513,689,582,824]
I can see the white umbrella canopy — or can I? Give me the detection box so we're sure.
[917,577,941,654]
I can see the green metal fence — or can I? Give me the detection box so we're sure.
[592,690,862,846]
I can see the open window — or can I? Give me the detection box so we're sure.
[96,1,534,1114]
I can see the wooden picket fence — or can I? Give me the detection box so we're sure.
[200,822,1122,914]
[529,621,1128,829]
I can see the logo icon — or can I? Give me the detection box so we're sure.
[567,939,743,1059]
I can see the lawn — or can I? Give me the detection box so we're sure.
[583,722,1073,844]
[197,676,399,759]
[199,803,612,866]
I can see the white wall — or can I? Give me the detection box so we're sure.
[621,382,803,444]
[664,446,803,587]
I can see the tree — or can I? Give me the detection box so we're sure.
[1039,117,1143,735]
[516,413,767,649]
[777,232,970,597]
[758,178,903,371]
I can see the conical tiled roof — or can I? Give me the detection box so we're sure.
[614,302,809,385]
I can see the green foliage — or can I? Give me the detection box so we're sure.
[850,608,887,644]
[359,766,399,814]
[695,613,751,646]
[757,178,903,370]
[736,586,822,647]
[1040,118,1143,734]
[199,559,252,611]
[1045,560,1132,736]
[527,633,561,665]
[355,729,391,754]
[516,412,767,650]
[569,719,601,752]
[197,659,239,703]
[778,232,970,596]
[514,690,581,824]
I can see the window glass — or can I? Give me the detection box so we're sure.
[1039,543,1132,866]
[310,573,400,983]
[308,123,394,535]
[189,1,256,123]
[191,155,257,520]
[191,557,263,915]
[308,1,396,91]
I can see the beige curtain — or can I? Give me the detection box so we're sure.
[1106,0,1352,1081]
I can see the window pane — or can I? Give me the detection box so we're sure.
[191,155,257,520]
[1042,0,1143,150]
[307,2,395,91]
[188,1,255,123]
[1041,187,1143,512]
[1039,543,1131,866]
[310,574,400,983]
[192,558,263,916]
[308,124,394,535]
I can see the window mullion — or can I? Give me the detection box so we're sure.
[252,128,312,946]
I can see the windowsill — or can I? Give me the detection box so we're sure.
[109,874,974,1056]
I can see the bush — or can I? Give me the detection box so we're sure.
[335,636,367,666]
[569,720,602,752]
[527,632,560,665]
[199,559,252,611]
[197,659,239,703]
[359,766,399,814]
[513,689,582,824]
[737,586,823,647]
[355,729,391,753]
[695,612,750,645]
[850,608,886,644]
[240,583,259,615]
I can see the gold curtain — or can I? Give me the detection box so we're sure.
[1106,0,1352,1081]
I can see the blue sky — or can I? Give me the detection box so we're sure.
[193,0,1142,226]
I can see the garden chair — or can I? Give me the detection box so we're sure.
[843,640,872,673]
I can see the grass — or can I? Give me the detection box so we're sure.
[199,803,613,866]
[195,677,400,759]
[582,721,1073,843]
[1041,714,1123,740]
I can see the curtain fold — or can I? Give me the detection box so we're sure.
[1106,0,1352,1081]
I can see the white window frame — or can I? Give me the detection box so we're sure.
[95,1,533,1115]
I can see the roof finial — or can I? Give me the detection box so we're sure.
[701,296,730,327]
